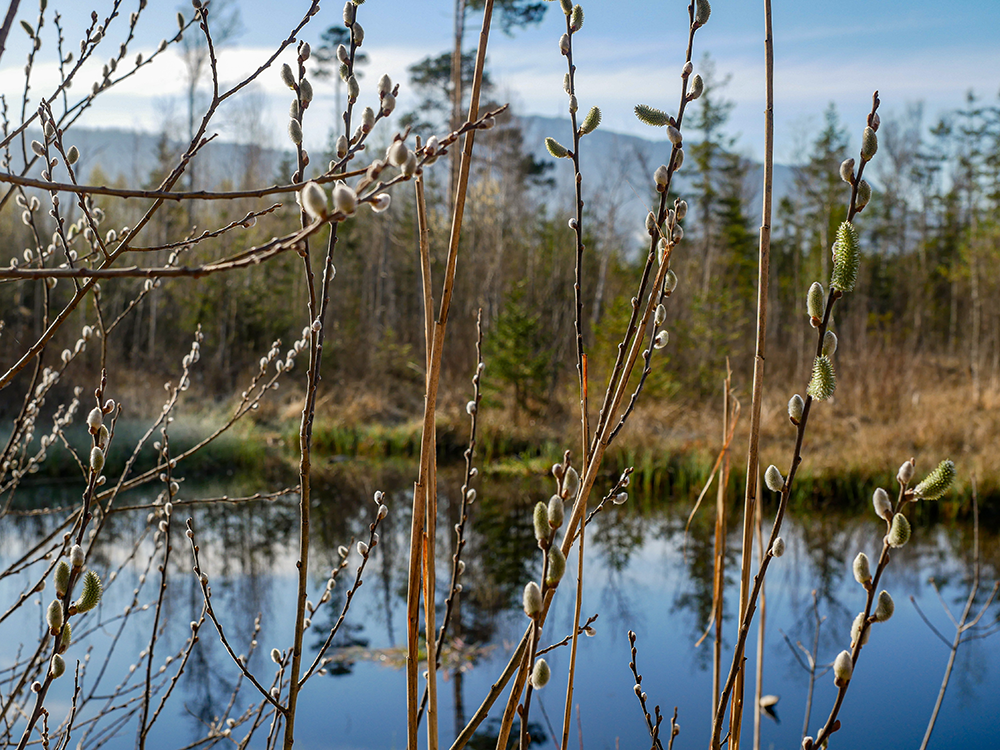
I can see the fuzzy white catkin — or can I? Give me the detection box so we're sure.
[764,465,783,493]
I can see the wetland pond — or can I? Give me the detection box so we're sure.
[2,462,999,750]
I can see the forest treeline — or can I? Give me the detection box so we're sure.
[3,64,999,427]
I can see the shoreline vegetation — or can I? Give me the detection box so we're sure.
[13,360,1000,520]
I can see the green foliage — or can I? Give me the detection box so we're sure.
[484,288,552,423]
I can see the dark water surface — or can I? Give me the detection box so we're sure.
[2,465,999,750]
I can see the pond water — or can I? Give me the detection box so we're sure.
[2,463,999,750]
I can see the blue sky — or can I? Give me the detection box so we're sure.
[2,0,998,163]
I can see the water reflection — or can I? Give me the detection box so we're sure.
[2,465,999,750]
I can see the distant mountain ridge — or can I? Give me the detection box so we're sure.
[518,114,795,242]
[23,119,793,243]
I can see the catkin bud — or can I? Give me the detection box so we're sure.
[377,73,392,97]
[90,446,105,474]
[831,221,860,292]
[569,5,583,31]
[888,513,911,548]
[861,126,878,161]
[343,1,355,26]
[67,145,80,165]
[50,654,66,678]
[547,495,564,529]
[558,33,569,55]
[523,581,542,617]
[333,183,358,215]
[546,546,566,585]
[664,269,678,292]
[822,330,838,357]
[280,63,295,89]
[688,74,704,100]
[666,125,682,145]
[347,75,360,100]
[788,394,804,424]
[807,355,836,400]
[654,165,669,191]
[531,658,551,689]
[897,459,915,486]
[654,331,670,349]
[833,650,853,687]
[352,23,364,46]
[673,148,684,170]
[913,459,955,500]
[764,465,784,493]
[533,502,550,545]
[57,622,71,653]
[271,648,282,664]
[87,406,103,433]
[402,151,418,177]
[288,118,303,145]
[357,540,369,556]
[371,193,391,213]
[694,0,711,25]
[853,552,871,585]
[300,182,328,220]
[654,304,667,326]
[336,134,349,159]
[770,537,785,557]
[361,106,375,133]
[74,569,102,612]
[299,77,313,106]
[559,0,572,14]
[840,158,855,184]
[807,281,825,322]
[47,600,64,632]
[872,487,893,520]
[851,612,870,647]
[856,179,872,211]
[874,590,895,621]
[70,544,85,569]
[563,466,580,500]
[55,560,70,597]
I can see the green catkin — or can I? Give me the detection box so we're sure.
[74,570,102,613]
[861,126,878,161]
[913,459,955,500]
[807,355,836,400]
[831,221,860,292]
[579,106,601,135]
[807,281,825,321]
[545,137,569,158]
[634,104,670,127]
[546,547,566,586]
[533,502,549,546]
[54,560,70,597]
[888,513,911,548]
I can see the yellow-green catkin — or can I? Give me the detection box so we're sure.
[913,459,955,500]
[807,355,836,400]
[831,221,860,292]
